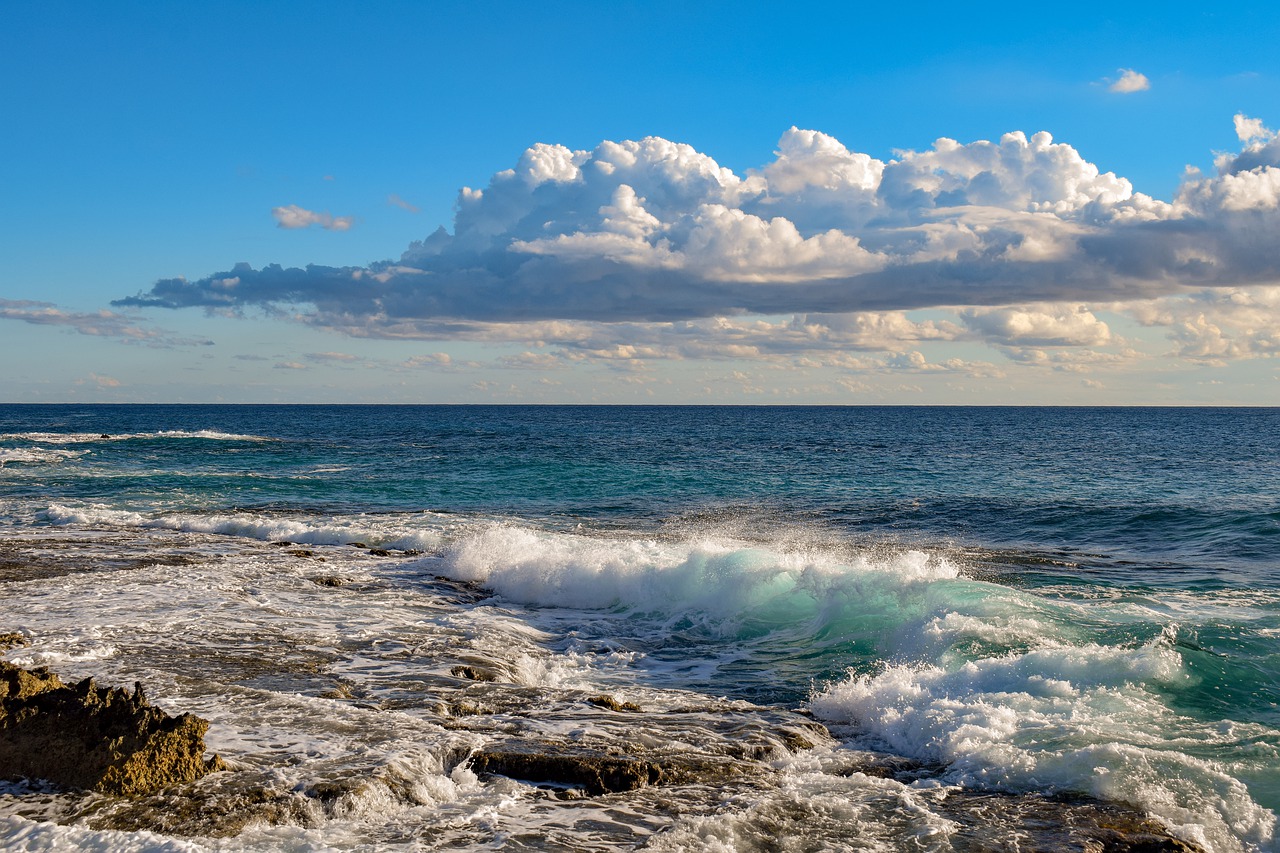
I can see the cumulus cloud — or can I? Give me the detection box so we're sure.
[1125,285,1280,362]
[272,205,354,231]
[1109,69,1151,93]
[117,118,1280,364]
[959,304,1112,346]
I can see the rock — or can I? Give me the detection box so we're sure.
[286,549,316,558]
[586,694,642,713]
[0,632,29,651]
[934,791,1205,853]
[0,662,225,796]
[466,740,748,796]
[269,541,295,547]
[368,548,391,557]
[311,575,346,587]
[451,665,498,682]
[346,542,368,549]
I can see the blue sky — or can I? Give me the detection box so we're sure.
[4,2,1280,403]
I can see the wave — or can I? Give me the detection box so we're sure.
[0,447,86,466]
[432,521,956,615]
[0,430,275,444]
[36,503,448,551]
[808,631,1277,853]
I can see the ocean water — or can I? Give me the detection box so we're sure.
[0,404,1278,852]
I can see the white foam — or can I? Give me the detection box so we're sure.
[0,447,85,466]
[36,503,446,551]
[0,430,273,444]
[809,640,1277,853]
[434,522,957,617]
[0,815,209,852]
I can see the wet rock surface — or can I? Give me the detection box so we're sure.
[0,662,225,796]
[467,739,751,796]
[0,535,202,584]
[930,790,1204,852]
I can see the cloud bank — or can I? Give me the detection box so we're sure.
[117,117,1280,367]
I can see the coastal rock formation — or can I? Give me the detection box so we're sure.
[466,739,750,796]
[0,662,225,796]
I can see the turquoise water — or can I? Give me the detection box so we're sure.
[1,405,1279,851]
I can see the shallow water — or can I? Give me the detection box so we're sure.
[1,405,1278,851]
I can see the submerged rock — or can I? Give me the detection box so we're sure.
[934,790,1205,853]
[586,694,642,713]
[0,662,225,796]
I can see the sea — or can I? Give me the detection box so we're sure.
[0,404,1278,852]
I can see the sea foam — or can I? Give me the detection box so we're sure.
[809,638,1277,853]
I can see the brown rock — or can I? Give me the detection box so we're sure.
[466,740,747,796]
[0,662,225,796]
[311,575,346,587]
[451,665,498,682]
[0,632,29,651]
[586,694,642,713]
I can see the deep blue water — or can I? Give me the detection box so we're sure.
[4,404,1277,584]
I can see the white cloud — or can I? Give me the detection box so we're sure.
[117,117,1280,368]
[401,352,453,368]
[1109,69,1150,94]
[272,205,354,231]
[273,361,308,370]
[0,298,209,347]
[960,304,1112,346]
[1235,114,1270,142]
[1124,285,1280,362]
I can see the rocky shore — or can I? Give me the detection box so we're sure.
[0,659,224,797]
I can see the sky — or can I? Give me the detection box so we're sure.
[4,2,1280,404]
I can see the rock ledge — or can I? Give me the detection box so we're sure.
[0,661,225,796]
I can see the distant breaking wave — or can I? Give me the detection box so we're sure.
[0,447,87,467]
[1,430,275,444]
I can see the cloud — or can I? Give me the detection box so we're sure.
[271,205,354,231]
[118,118,1280,353]
[1109,69,1151,94]
[400,352,453,368]
[0,298,210,347]
[304,351,359,362]
[388,194,420,213]
[959,304,1112,346]
[273,361,308,370]
[1124,285,1280,362]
